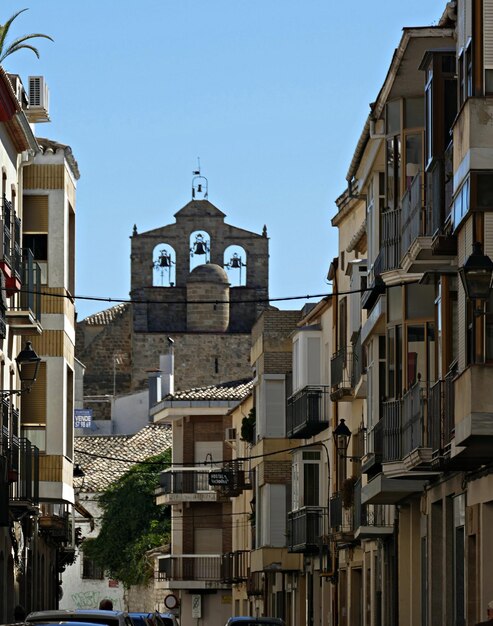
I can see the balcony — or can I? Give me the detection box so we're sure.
[381,207,402,274]
[286,385,330,439]
[287,506,325,553]
[0,196,12,277]
[39,505,71,543]
[221,550,250,583]
[429,368,459,469]
[9,436,39,509]
[329,492,354,544]
[452,97,493,192]
[246,571,264,596]
[361,251,386,311]
[156,467,223,504]
[382,384,435,477]
[5,212,22,295]
[351,330,366,397]
[452,365,493,465]
[401,174,442,274]
[330,347,353,401]
[353,479,393,540]
[428,145,457,257]
[6,249,42,335]
[157,554,223,589]
[361,419,383,478]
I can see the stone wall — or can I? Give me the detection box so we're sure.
[132,332,252,392]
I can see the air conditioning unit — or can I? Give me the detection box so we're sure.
[27,76,50,123]
[225,427,236,442]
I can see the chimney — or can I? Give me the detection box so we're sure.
[147,369,162,412]
[160,337,175,396]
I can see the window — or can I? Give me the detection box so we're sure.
[82,555,104,580]
[22,234,47,261]
[291,450,322,510]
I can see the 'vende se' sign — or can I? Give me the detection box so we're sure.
[208,471,231,486]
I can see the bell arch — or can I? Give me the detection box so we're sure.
[224,244,247,287]
[152,243,176,287]
[189,230,211,272]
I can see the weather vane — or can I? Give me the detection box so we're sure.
[192,157,208,199]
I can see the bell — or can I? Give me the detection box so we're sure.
[197,184,202,193]
[159,253,170,267]
[230,255,242,269]
[194,241,207,255]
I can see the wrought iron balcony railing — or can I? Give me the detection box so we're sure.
[246,571,264,596]
[401,382,427,457]
[157,554,222,582]
[286,385,330,439]
[351,329,365,389]
[12,212,21,280]
[428,369,456,460]
[330,347,353,399]
[18,248,42,322]
[401,173,428,255]
[1,195,11,267]
[158,467,219,495]
[221,550,250,583]
[381,207,402,272]
[287,506,325,553]
[9,436,39,505]
[382,399,402,462]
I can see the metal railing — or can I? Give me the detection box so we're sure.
[157,554,222,581]
[13,213,21,279]
[221,550,250,583]
[401,173,427,255]
[429,368,455,456]
[381,207,402,272]
[2,196,11,266]
[331,346,353,390]
[9,437,39,504]
[401,382,427,456]
[382,399,402,462]
[287,506,325,553]
[351,330,364,388]
[18,249,42,322]
[366,419,383,458]
[158,468,218,494]
[286,385,330,438]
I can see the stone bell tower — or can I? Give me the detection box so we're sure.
[128,176,269,391]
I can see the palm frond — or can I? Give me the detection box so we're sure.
[0,43,40,64]
[0,9,29,55]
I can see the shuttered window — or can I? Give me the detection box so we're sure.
[23,196,49,232]
[20,361,46,426]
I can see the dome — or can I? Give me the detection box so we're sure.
[187,263,229,284]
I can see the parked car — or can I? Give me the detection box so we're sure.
[225,618,285,626]
[26,610,133,626]
[157,613,178,626]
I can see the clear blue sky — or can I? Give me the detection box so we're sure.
[2,1,443,320]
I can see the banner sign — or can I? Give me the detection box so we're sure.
[208,471,232,487]
[74,409,93,429]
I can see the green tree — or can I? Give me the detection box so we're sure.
[83,449,171,587]
[0,9,53,64]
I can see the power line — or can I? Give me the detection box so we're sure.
[2,279,420,309]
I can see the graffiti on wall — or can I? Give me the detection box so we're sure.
[70,591,123,610]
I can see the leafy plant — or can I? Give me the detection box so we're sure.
[82,449,171,588]
[240,408,256,444]
[0,9,53,64]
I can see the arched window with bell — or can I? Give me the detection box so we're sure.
[189,230,211,271]
[152,243,176,287]
[224,245,247,287]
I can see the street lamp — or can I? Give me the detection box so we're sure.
[2,341,42,397]
[333,419,360,461]
[458,241,493,305]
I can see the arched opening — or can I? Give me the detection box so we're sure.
[189,230,210,272]
[224,245,247,286]
[152,243,176,287]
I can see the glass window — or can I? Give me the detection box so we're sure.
[486,69,493,95]
[388,286,402,322]
[407,325,425,387]
[386,100,401,134]
[303,463,320,506]
[405,97,424,128]
[23,233,47,261]
[405,133,422,190]
[406,284,435,319]
[477,173,493,208]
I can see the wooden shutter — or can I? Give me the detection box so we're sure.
[484,0,493,70]
[20,362,46,426]
[261,484,286,547]
[23,196,48,232]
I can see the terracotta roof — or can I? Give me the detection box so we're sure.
[74,424,172,492]
[166,378,253,402]
[82,302,129,325]
[36,137,80,180]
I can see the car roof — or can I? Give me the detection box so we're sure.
[27,612,126,621]
[226,619,284,624]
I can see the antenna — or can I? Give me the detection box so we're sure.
[193,157,201,176]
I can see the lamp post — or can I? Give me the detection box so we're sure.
[333,419,361,461]
[2,341,41,397]
[458,242,493,363]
